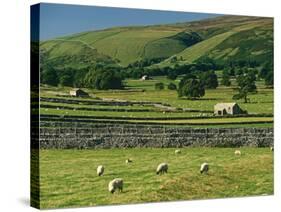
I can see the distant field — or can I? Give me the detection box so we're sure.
[39,75,273,127]
[38,148,273,208]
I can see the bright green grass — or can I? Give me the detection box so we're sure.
[157,21,267,67]
[70,28,181,66]
[94,87,273,115]
[39,148,273,208]
[40,108,203,118]
[40,101,157,111]
[39,76,273,126]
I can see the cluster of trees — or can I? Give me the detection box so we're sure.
[41,64,123,90]
[178,74,205,99]
[177,71,218,99]
[127,57,167,68]
[122,60,220,79]
[154,82,177,90]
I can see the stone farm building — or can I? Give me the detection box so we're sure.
[140,75,151,80]
[214,103,243,116]
[69,88,89,97]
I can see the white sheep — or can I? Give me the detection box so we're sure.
[200,162,209,174]
[108,178,123,194]
[234,150,241,156]
[125,158,133,164]
[156,163,168,175]
[175,149,181,154]
[270,147,274,152]
[97,165,104,176]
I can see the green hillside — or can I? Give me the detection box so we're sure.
[40,15,273,69]
[156,19,273,67]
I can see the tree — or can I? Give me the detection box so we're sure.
[41,66,59,86]
[167,71,177,80]
[200,71,218,89]
[167,83,177,90]
[265,71,273,86]
[84,67,123,90]
[155,82,164,90]
[235,68,243,76]
[178,76,205,99]
[232,73,257,103]
[59,74,73,86]
[259,62,273,79]
[221,69,231,86]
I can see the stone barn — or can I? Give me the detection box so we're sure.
[69,88,89,97]
[140,75,151,80]
[214,103,243,116]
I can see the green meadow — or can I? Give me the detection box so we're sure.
[39,75,273,127]
[38,148,273,209]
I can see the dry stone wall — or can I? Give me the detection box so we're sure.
[38,123,274,149]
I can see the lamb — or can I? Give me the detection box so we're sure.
[270,147,274,152]
[200,162,209,174]
[108,178,123,194]
[234,150,241,156]
[97,165,104,176]
[125,158,133,164]
[175,149,181,154]
[156,163,168,175]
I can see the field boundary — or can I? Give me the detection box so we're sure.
[37,123,273,149]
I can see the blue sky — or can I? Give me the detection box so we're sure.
[38,3,221,40]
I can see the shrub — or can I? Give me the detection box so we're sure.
[155,82,164,90]
[167,83,177,90]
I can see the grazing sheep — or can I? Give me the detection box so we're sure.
[175,149,181,154]
[270,147,274,152]
[156,163,168,175]
[108,178,123,194]
[200,162,209,174]
[97,165,104,176]
[235,150,241,156]
[125,158,133,164]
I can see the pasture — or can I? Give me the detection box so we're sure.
[39,75,273,127]
[38,148,273,208]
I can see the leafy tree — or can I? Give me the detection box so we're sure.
[200,71,218,89]
[167,83,177,90]
[265,71,273,86]
[155,82,164,90]
[41,66,59,86]
[221,69,231,86]
[167,71,177,80]
[235,68,243,76]
[259,62,273,78]
[232,73,257,103]
[84,67,123,90]
[59,74,73,86]
[178,76,205,99]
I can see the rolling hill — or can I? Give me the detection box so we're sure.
[40,15,273,69]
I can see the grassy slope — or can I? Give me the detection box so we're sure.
[207,23,273,63]
[39,148,273,208]
[157,19,272,67]
[40,16,273,67]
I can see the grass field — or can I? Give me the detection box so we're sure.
[155,20,271,67]
[39,74,273,127]
[38,148,273,209]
